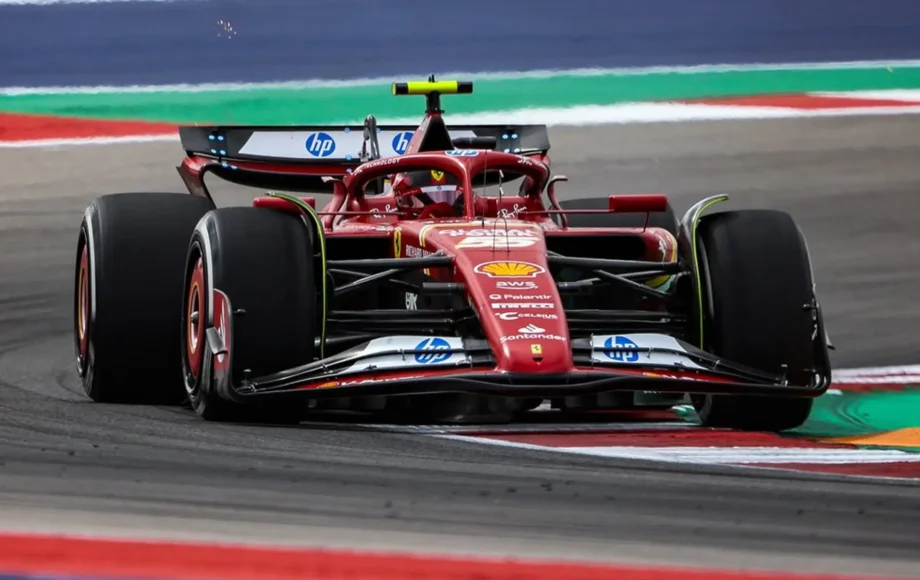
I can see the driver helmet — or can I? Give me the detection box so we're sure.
[392,169,465,208]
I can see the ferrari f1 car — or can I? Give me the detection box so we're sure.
[73,77,833,431]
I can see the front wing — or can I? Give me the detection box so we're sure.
[215,334,831,403]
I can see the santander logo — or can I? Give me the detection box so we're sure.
[518,324,545,334]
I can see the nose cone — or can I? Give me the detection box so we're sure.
[420,223,573,374]
[476,263,572,373]
[491,311,572,373]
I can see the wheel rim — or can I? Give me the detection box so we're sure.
[75,243,90,367]
[185,257,205,380]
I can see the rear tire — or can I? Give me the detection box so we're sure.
[558,196,678,233]
[181,207,317,423]
[692,210,822,431]
[75,193,214,404]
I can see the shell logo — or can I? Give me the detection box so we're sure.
[474,261,546,278]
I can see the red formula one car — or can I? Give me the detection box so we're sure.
[73,78,832,431]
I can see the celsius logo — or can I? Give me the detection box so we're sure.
[604,335,640,362]
[305,132,336,157]
[497,312,558,321]
[392,131,412,155]
[414,337,451,364]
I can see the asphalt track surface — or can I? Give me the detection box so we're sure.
[1,117,920,576]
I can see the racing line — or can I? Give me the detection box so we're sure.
[0,116,919,578]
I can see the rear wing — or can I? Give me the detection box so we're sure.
[179,124,548,162]
[177,77,550,194]
[178,123,549,194]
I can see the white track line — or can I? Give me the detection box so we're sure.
[0,134,176,148]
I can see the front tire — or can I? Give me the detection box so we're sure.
[182,207,318,422]
[75,193,214,404]
[692,209,825,431]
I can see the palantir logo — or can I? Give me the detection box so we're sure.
[305,132,336,157]
[414,337,451,364]
[604,335,640,362]
[392,131,412,155]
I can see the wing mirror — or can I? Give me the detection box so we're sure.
[608,194,668,213]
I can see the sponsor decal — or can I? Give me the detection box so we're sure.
[317,374,427,388]
[591,333,705,370]
[475,261,545,278]
[354,156,401,174]
[419,223,534,246]
[642,371,702,382]
[370,204,399,218]
[430,170,446,182]
[445,149,480,156]
[341,336,466,375]
[439,229,536,237]
[496,203,527,219]
[406,245,431,258]
[500,333,566,344]
[604,335,640,362]
[496,312,559,321]
[457,236,537,248]
[488,293,552,301]
[517,156,535,166]
[305,132,336,158]
[405,292,418,310]
[517,324,545,334]
[496,280,537,289]
[491,302,554,309]
[531,344,543,355]
[392,131,412,155]
[414,337,452,364]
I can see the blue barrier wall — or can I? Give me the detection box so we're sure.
[2,0,920,86]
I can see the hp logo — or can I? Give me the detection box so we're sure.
[604,335,639,362]
[392,131,412,155]
[305,132,336,157]
[414,337,451,364]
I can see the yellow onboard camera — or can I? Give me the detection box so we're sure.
[391,76,473,113]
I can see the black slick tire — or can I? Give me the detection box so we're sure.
[693,209,822,431]
[181,207,317,423]
[558,196,678,234]
[75,193,214,404]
